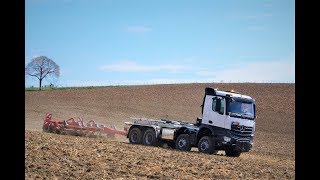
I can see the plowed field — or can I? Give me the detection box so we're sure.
[25,83,295,179]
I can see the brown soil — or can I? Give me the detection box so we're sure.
[25,83,295,179]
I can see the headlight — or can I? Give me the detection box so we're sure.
[223,136,231,142]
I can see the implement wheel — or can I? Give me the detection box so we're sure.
[42,125,49,132]
[48,124,54,133]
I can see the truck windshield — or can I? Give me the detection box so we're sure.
[228,100,255,120]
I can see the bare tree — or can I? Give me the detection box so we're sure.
[25,56,60,90]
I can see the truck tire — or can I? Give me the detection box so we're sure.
[129,127,143,144]
[198,136,215,154]
[225,149,241,157]
[176,134,191,151]
[143,129,158,146]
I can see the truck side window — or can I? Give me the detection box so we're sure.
[212,97,225,115]
[212,98,217,111]
[220,98,225,114]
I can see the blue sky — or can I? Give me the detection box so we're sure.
[25,0,295,87]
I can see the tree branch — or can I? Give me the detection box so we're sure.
[42,70,55,79]
[26,73,40,80]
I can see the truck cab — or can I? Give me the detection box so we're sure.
[196,87,256,156]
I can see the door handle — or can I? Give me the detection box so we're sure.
[209,120,212,124]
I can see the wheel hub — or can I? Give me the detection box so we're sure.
[201,140,209,151]
[131,132,138,142]
[178,138,187,148]
[146,134,153,144]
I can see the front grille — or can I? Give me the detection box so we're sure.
[231,124,253,138]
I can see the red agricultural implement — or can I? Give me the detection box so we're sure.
[42,113,127,138]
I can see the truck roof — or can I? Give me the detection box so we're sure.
[205,87,254,100]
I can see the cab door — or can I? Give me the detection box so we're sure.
[207,96,226,128]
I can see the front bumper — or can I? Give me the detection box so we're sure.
[216,131,254,152]
[219,138,252,152]
[232,140,252,152]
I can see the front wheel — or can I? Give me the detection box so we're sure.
[128,127,143,144]
[175,134,191,151]
[198,136,215,154]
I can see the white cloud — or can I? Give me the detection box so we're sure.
[100,61,191,72]
[62,57,295,87]
[197,58,295,83]
[66,56,295,87]
[99,56,294,83]
[126,26,152,33]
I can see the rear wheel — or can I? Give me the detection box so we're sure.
[128,127,143,144]
[225,149,241,157]
[143,129,158,146]
[198,136,215,154]
[175,134,191,151]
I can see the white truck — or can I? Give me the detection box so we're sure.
[124,87,256,157]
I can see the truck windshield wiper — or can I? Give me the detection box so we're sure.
[230,112,253,120]
[230,112,242,117]
[241,113,254,120]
